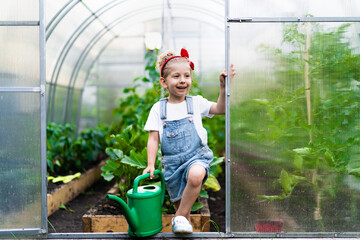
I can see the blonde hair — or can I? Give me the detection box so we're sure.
[156,50,190,78]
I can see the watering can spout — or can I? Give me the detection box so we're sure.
[106,194,139,231]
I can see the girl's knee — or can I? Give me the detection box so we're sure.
[188,165,206,187]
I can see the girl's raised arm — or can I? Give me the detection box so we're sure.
[210,64,235,115]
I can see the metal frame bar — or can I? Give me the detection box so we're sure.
[47,232,229,239]
[46,0,80,40]
[0,229,44,238]
[227,17,360,23]
[46,232,360,238]
[0,21,39,26]
[0,87,41,92]
[224,0,231,235]
[230,232,360,238]
[39,0,47,234]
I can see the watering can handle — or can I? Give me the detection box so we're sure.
[133,170,165,205]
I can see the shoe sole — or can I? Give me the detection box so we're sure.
[172,228,193,234]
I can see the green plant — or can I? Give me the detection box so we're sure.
[202,219,223,239]
[47,123,109,175]
[72,125,110,171]
[46,123,74,174]
[59,204,74,213]
[48,220,57,233]
[245,23,360,226]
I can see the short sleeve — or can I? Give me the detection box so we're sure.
[196,95,215,118]
[144,102,161,131]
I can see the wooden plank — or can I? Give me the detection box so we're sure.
[200,197,211,232]
[82,196,211,233]
[47,160,106,216]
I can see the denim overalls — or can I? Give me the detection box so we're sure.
[160,96,214,202]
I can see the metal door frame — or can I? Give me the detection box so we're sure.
[0,0,47,238]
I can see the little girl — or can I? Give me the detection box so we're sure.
[143,48,234,234]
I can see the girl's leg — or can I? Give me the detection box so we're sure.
[175,164,206,221]
[174,200,181,211]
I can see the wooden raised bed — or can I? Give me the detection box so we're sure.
[47,160,106,216]
[82,185,210,233]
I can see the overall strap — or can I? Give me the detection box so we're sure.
[160,96,193,120]
[186,95,194,115]
[160,98,167,120]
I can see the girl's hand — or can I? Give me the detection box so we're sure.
[219,64,236,88]
[143,166,156,179]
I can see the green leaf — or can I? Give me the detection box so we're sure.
[324,150,335,167]
[257,194,285,201]
[59,204,74,213]
[292,147,311,155]
[210,157,224,167]
[105,148,123,160]
[102,160,121,172]
[253,99,269,105]
[50,172,81,184]
[203,174,221,192]
[101,172,115,181]
[279,169,292,193]
[199,189,209,198]
[293,154,303,170]
[191,202,203,212]
[348,168,360,177]
[121,149,147,169]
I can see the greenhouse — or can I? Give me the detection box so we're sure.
[1,0,360,238]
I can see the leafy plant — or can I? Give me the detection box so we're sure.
[249,23,360,224]
[47,123,110,175]
[46,123,74,174]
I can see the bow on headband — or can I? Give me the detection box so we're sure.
[160,48,195,77]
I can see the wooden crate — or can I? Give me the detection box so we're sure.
[47,161,106,216]
[82,197,210,233]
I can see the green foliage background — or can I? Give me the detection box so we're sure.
[233,23,360,206]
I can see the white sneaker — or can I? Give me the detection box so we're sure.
[172,216,193,234]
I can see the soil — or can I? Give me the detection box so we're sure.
[47,169,226,233]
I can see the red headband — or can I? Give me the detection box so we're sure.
[160,48,195,77]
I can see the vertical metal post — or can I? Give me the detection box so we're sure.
[39,0,48,234]
[224,0,231,234]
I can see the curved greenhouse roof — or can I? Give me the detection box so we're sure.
[45,0,225,128]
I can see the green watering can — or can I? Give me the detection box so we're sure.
[106,170,165,237]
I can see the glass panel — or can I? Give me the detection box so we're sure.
[0,27,40,87]
[229,0,360,18]
[230,22,360,232]
[0,92,41,229]
[0,0,39,21]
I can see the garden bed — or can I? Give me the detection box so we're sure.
[82,184,211,233]
[47,160,106,216]
[47,169,225,233]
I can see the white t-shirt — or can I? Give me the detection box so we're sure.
[144,95,215,145]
